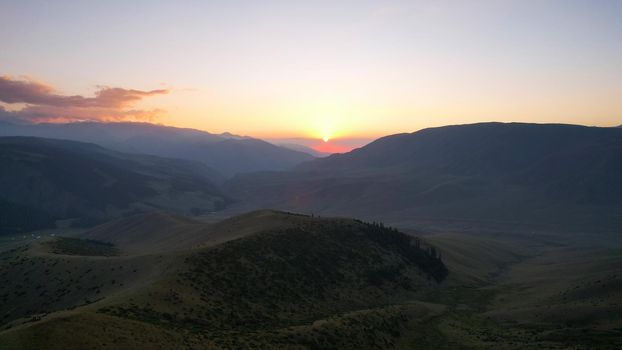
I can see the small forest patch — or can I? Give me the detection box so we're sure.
[47,237,119,256]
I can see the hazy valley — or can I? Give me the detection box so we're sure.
[0,122,620,349]
[4,1,622,347]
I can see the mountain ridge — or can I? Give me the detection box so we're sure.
[0,136,228,234]
[227,122,622,230]
[0,121,314,177]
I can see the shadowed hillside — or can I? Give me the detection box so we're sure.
[0,137,228,234]
[78,210,314,253]
[0,211,447,349]
[226,123,622,230]
[2,210,620,349]
[0,121,315,177]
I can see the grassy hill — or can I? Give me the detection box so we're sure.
[0,137,229,234]
[226,123,622,231]
[0,211,447,349]
[1,211,620,349]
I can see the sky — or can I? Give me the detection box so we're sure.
[1,0,622,151]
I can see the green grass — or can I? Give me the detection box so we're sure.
[97,219,446,336]
[1,211,621,349]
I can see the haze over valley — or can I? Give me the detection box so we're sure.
[1,1,622,349]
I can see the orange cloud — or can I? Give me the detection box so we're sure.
[0,75,168,123]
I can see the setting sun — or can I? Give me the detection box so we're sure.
[1,2,621,348]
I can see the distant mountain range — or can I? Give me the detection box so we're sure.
[226,123,622,230]
[1,123,621,349]
[0,137,228,234]
[0,121,314,177]
[3,122,622,232]
[276,142,331,157]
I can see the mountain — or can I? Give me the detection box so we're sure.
[0,210,447,349]
[226,123,622,230]
[0,121,314,177]
[0,137,228,234]
[277,142,331,157]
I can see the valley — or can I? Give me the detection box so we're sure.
[1,210,619,349]
[0,123,621,349]
[3,1,622,346]
[225,123,622,232]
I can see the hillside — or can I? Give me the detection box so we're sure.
[78,209,325,254]
[0,211,448,349]
[0,137,228,234]
[226,123,622,230]
[1,210,620,349]
[276,142,332,157]
[0,121,314,177]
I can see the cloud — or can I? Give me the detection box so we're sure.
[0,106,21,123]
[0,75,169,123]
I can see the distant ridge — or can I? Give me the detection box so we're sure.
[277,142,331,157]
[227,122,622,230]
[0,136,228,233]
[0,121,314,177]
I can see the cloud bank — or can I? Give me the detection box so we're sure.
[0,76,168,123]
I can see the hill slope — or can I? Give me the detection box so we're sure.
[0,211,447,349]
[226,123,622,230]
[0,121,314,177]
[2,211,620,349]
[0,137,228,234]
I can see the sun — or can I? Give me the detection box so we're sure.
[313,117,336,143]
[321,129,333,142]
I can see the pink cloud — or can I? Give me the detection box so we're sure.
[0,75,168,123]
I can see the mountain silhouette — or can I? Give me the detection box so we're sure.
[227,123,622,230]
[0,137,228,233]
[0,121,314,177]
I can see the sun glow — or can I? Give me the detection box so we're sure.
[320,128,334,142]
[313,116,338,144]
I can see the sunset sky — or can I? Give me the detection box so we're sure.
[1,0,621,151]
